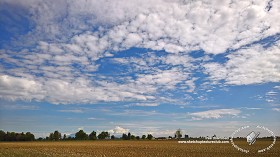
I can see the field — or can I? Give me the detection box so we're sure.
[0,140,279,157]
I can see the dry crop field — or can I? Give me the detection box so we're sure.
[0,140,279,157]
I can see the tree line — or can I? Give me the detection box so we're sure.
[0,130,35,141]
[45,130,110,141]
[44,130,155,141]
[121,132,153,140]
[1,129,187,141]
[0,130,155,141]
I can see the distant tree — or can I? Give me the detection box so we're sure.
[0,130,6,141]
[131,135,136,140]
[67,136,73,140]
[25,132,35,141]
[0,131,34,141]
[15,133,21,141]
[141,135,146,140]
[147,134,153,140]
[63,134,67,140]
[111,135,115,140]
[136,136,140,140]
[10,132,16,141]
[19,132,26,141]
[37,137,43,141]
[175,129,182,139]
[98,131,109,140]
[49,133,54,140]
[75,130,88,140]
[168,136,172,139]
[53,131,61,141]
[128,132,131,140]
[122,133,128,140]
[89,131,97,140]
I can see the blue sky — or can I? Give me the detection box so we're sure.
[0,0,280,138]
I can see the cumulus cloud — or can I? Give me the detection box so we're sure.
[204,41,280,85]
[189,109,241,120]
[2,0,279,53]
[0,0,280,105]
[0,75,44,101]
[0,50,196,104]
[108,126,129,134]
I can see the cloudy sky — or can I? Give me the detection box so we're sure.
[0,0,279,138]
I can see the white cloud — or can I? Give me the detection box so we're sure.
[0,74,159,104]
[58,109,84,113]
[266,91,278,96]
[241,107,262,110]
[272,108,280,112]
[266,99,274,103]
[112,110,161,117]
[135,67,190,90]
[78,127,84,131]
[3,0,279,54]
[1,0,280,104]
[0,75,44,101]
[134,103,159,107]
[1,104,39,110]
[108,126,129,134]
[189,109,241,120]
[204,42,280,85]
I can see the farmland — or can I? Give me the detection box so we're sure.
[0,140,279,157]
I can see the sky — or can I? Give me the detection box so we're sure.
[0,0,279,138]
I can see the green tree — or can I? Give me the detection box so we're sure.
[0,131,34,141]
[122,133,128,140]
[10,132,16,141]
[141,135,146,140]
[111,135,115,140]
[89,131,97,140]
[175,129,182,139]
[147,134,153,140]
[75,130,88,140]
[131,135,136,140]
[25,132,35,141]
[49,133,54,140]
[127,132,131,140]
[20,132,25,141]
[16,133,24,141]
[136,136,140,140]
[0,130,6,141]
[98,131,109,139]
[53,130,61,141]
[63,134,67,140]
